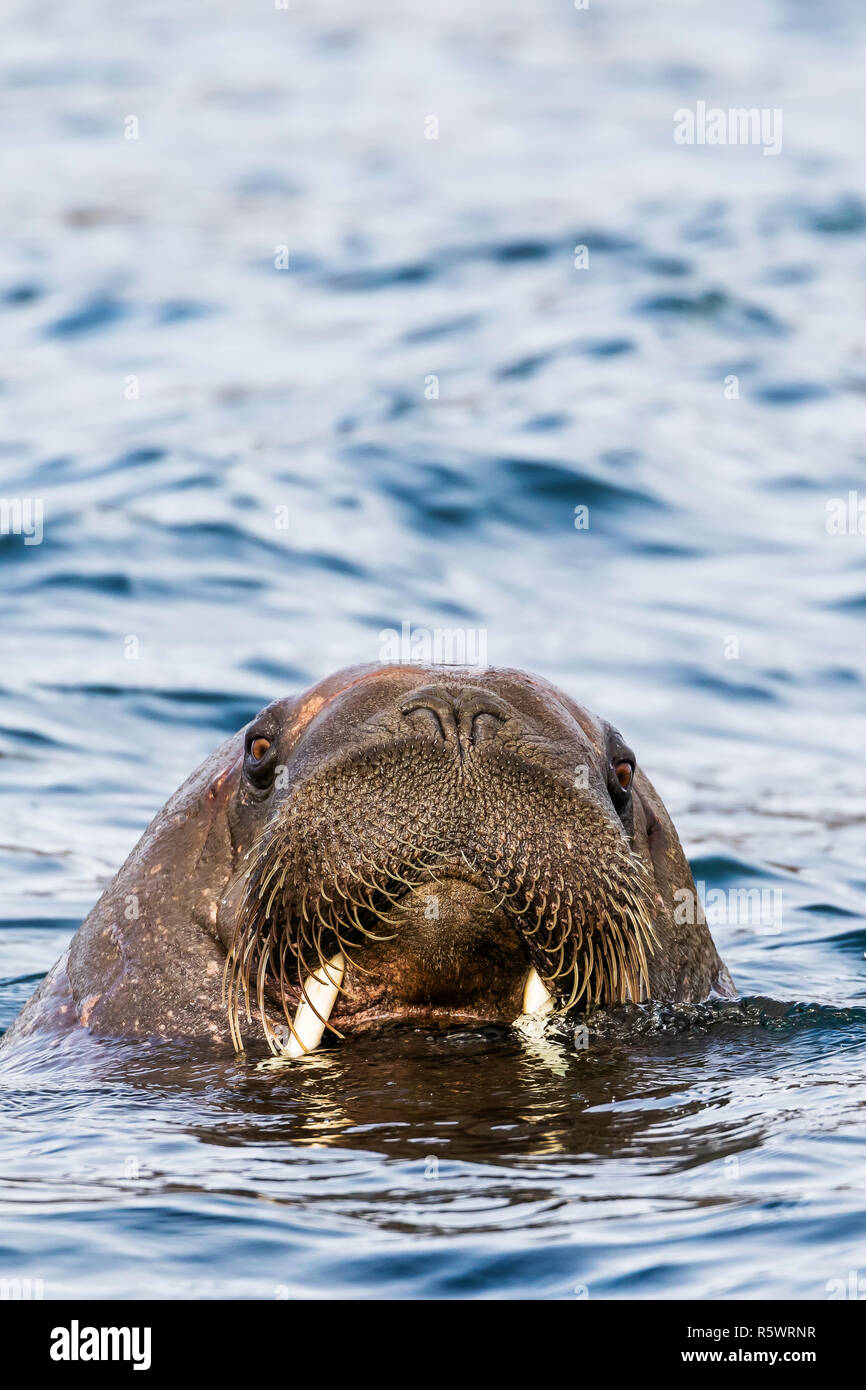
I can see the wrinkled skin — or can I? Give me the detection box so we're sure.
[2,665,734,1055]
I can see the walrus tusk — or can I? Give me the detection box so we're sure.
[522,967,554,1017]
[285,952,345,1057]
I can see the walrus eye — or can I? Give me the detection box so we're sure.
[614,760,633,790]
[244,731,277,789]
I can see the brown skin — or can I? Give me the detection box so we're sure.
[2,664,734,1055]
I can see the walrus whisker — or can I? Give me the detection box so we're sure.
[519,911,546,937]
[343,899,398,943]
[277,930,295,1017]
[545,940,570,982]
[237,930,259,1022]
[256,941,277,1051]
[504,894,537,920]
[224,947,244,1053]
[556,941,580,1002]
[328,926,374,980]
[597,929,615,995]
[353,874,405,910]
[606,934,620,997]
[561,958,589,1012]
[264,867,290,918]
[257,856,286,904]
[349,865,396,903]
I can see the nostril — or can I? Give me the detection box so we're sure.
[402,704,448,741]
[469,710,502,746]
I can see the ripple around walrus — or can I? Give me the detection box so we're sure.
[826,927,866,958]
[371,453,664,538]
[755,381,830,406]
[4,994,862,1069]
[800,194,866,236]
[557,997,866,1047]
[2,282,42,305]
[800,901,862,918]
[688,854,784,885]
[44,294,128,338]
[636,289,787,337]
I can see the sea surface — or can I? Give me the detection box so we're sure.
[1,0,865,1300]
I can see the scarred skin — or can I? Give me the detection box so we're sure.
[2,664,734,1055]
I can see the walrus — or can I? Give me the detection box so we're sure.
[2,663,734,1057]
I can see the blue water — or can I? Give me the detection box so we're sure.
[1,0,865,1299]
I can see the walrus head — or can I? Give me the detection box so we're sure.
[215,665,732,1055]
[10,661,734,1055]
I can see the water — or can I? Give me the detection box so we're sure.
[1,0,865,1299]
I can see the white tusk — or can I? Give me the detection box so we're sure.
[284,952,345,1057]
[522,967,554,1017]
